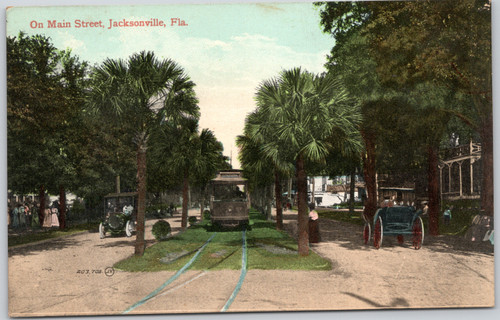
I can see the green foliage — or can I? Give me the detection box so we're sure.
[254,68,362,164]
[239,67,363,183]
[202,210,211,221]
[188,216,197,226]
[148,120,227,193]
[146,204,172,218]
[69,199,85,217]
[7,32,89,195]
[438,199,482,236]
[151,220,171,241]
[316,1,493,219]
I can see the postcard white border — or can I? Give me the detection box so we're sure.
[1,1,497,320]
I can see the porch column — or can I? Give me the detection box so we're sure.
[470,159,475,194]
[458,161,463,197]
[448,164,452,193]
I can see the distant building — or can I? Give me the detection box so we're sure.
[439,141,482,201]
[308,175,364,207]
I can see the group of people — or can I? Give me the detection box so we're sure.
[8,200,60,230]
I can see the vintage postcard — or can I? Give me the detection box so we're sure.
[5,0,495,319]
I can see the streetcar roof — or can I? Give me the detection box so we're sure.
[211,170,247,184]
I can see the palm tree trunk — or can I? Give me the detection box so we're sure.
[266,184,272,220]
[199,185,205,219]
[480,113,493,216]
[200,198,204,219]
[349,169,356,214]
[274,171,283,230]
[59,185,66,229]
[361,130,377,221]
[296,153,309,256]
[427,144,440,236]
[134,143,147,256]
[181,171,189,230]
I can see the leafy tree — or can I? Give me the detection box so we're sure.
[87,51,198,255]
[316,0,493,216]
[149,115,227,230]
[365,0,492,216]
[7,33,89,227]
[236,130,275,221]
[192,129,230,218]
[237,110,295,230]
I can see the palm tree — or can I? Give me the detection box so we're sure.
[194,129,229,219]
[87,51,198,256]
[254,68,362,255]
[151,116,225,230]
[238,111,294,230]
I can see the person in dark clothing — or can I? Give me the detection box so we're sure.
[308,203,320,243]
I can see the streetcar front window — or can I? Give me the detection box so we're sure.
[213,184,247,201]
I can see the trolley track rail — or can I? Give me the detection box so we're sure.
[123,228,248,314]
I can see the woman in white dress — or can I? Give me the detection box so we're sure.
[43,208,52,228]
[51,206,60,227]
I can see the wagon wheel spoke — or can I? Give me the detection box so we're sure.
[412,217,424,250]
[397,234,404,244]
[363,223,371,245]
[373,216,383,249]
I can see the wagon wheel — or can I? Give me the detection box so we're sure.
[397,235,404,244]
[373,216,383,249]
[125,220,134,237]
[99,222,106,239]
[412,217,424,250]
[363,222,371,245]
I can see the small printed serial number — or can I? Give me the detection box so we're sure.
[76,267,114,276]
[77,269,102,274]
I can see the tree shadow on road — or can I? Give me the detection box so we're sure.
[8,237,84,257]
[341,292,410,308]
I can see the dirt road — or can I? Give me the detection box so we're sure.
[8,209,495,317]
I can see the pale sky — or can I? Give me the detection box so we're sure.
[6,1,334,168]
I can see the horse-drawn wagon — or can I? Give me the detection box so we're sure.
[363,206,424,249]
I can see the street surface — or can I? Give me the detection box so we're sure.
[8,208,494,317]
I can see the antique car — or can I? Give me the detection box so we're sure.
[210,170,249,227]
[99,192,137,239]
[363,206,424,249]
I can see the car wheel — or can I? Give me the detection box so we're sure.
[125,220,134,237]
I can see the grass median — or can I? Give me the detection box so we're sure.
[114,210,331,272]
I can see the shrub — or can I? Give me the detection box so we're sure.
[188,216,197,226]
[146,204,172,218]
[152,220,171,241]
[203,210,211,220]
